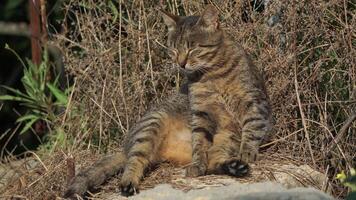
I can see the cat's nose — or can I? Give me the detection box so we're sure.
[177,56,187,68]
[178,60,187,68]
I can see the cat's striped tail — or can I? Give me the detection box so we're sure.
[63,152,126,199]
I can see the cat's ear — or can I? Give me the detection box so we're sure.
[199,5,219,30]
[160,10,179,32]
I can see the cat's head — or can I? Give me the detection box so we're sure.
[161,5,225,73]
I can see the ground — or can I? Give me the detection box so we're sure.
[0,151,333,199]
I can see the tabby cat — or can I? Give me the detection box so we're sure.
[64,5,272,198]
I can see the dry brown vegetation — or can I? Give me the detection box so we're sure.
[1,0,355,199]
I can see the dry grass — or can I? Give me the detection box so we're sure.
[1,0,355,199]
[1,151,323,199]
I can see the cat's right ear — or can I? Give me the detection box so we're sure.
[160,10,179,32]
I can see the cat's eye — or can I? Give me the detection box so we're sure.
[168,49,178,57]
[198,43,218,48]
[188,48,199,56]
[187,40,196,48]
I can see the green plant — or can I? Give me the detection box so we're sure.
[38,127,68,154]
[337,168,356,200]
[0,44,69,134]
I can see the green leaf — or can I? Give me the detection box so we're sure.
[16,114,40,123]
[345,182,356,191]
[47,83,67,105]
[19,117,38,134]
[40,65,48,92]
[337,168,356,193]
[64,86,73,96]
[28,108,45,115]
[337,171,347,182]
[108,0,119,24]
[0,94,33,103]
[0,94,19,101]
[1,85,29,98]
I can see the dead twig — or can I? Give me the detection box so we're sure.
[326,112,356,154]
[66,154,75,186]
[294,72,316,166]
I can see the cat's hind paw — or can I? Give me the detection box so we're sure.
[185,164,206,177]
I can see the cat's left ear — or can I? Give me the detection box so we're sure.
[199,5,219,30]
[160,10,180,32]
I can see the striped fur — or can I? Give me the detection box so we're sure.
[64,94,191,198]
[162,5,272,177]
[64,5,272,198]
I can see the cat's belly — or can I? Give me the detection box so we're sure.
[158,116,192,165]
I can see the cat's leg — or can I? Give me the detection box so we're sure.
[186,110,216,177]
[119,112,164,196]
[120,94,189,196]
[207,129,249,177]
[239,100,272,163]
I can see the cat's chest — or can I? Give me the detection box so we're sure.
[188,81,243,129]
[189,79,242,99]
[188,81,244,120]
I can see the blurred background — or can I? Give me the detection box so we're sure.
[0,0,65,157]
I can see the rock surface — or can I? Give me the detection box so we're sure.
[104,182,334,200]
[272,164,330,191]
[0,157,38,193]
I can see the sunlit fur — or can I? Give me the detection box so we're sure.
[163,5,272,176]
[64,5,272,199]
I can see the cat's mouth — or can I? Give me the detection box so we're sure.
[180,68,195,74]
[179,67,199,74]
[178,66,207,82]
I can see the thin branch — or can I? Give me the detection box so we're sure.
[40,0,48,45]
[294,72,316,166]
[29,0,42,65]
[291,0,315,167]
[327,112,356,154]
[260,128,303,148]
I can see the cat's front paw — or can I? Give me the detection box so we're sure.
[185,164,206,177]
[222,159,249,177]
[239,152,258,163]
[239,144,259,163]
[120,179,139,196]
